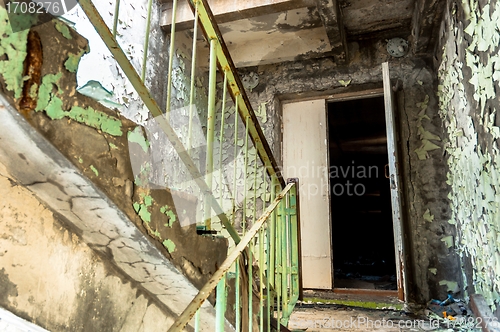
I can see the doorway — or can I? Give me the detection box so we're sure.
[282,64,407,299]
[328,96,397,291]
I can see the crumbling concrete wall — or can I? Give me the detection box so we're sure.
[238,39,462,303]
[0,163,175,332]
[435,0,500,316]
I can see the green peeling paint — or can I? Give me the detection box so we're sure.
[138,205,151,223]
[46,97,66,120]
[65,49,88,73]
[36,77,123,136]
[439,280,459,293]
[141,194,153,206]
[36,73,63,111]
[89,165,99,176]
[0,7,32,99]
[423,209,434,222]
[256,102,268,124]
[162,239,176,253]
[441,235,454,248]
[414,140,440,160]
[160,205,177,227]
[54,20,72,39]
[133,202,140,213]
[438,0,500,311]
[128,127,150,152]
[429,268,438,275]
[68,106,123,136]
[134,193,153,223]
[338,79,351,87]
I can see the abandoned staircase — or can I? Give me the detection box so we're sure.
[76,0,301,330]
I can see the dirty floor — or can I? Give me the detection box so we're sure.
[288,292,484,332]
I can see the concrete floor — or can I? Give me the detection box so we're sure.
[288,302,483,332]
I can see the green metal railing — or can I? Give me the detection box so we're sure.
[169,179,300,332]
[77,0,300,330]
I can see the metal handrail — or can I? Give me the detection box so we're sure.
[186,0,284,188]
[168,183,294,331]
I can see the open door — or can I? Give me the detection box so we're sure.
[283,99,332,290]
[382,62,407,301]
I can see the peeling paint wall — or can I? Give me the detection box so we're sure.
[436,0,500,315]
[0,163,176,332]
[238,40,461,303]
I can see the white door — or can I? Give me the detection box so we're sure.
[383,62,407,301]
[283,99,332,289]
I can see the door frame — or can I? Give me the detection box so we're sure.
[280,82,407,300]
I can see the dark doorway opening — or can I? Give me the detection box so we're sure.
[328,96,397,291]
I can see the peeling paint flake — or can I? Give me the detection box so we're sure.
[160,205,177,227]
[128,127,150,152]
[441,236,454,248]
[68,106,123,136]
[423,209,434,222]
[54,20,73,39]
[89,165,99,176]
[36,73,63,112]
[0,7,34,99]
[162,239,176,253]
[65,49,88,73]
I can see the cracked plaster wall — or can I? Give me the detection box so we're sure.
[237,40,462,303]
[0,163,176,332]
[435,0,500,316]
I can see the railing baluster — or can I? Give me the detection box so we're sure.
[215,274,226,332]
[276,196,283,326]
[232,96,239,226]
[235,258,240,332]
[141,0,154,81]
[195,309,200,332]
[204,38,218,230]
[281,193,289,315]
[112,0,120,38]
[165,0,178,119]
[187,1,199,152]
[219,71,228,207]
[269,176,277,290]
[242,116,250,234]
[253,151,258,228]
[248,238,253,332]
[259,227,264,332]
[288,182,300,320]
[266,177,273,332]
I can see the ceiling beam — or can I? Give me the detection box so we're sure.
[410,0,445,55]
[314,0,348,63]
[160,0,316,32]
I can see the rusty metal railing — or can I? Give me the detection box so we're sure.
[77,0,300,329]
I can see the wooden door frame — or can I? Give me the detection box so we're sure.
[280,84,407,301]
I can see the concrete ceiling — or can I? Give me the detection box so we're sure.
[161,0,442,67]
